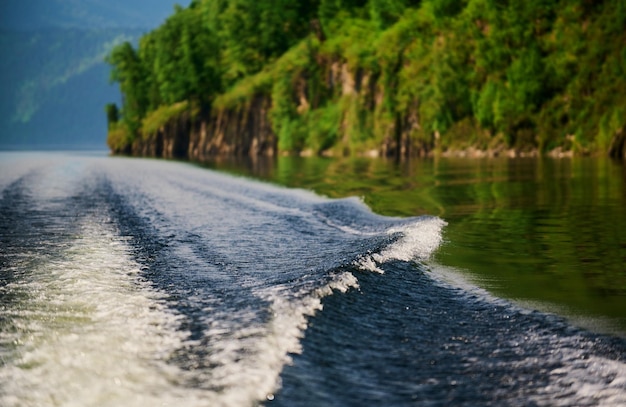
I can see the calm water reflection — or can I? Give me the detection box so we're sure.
[200,156,626,335]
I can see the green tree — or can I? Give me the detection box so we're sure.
[105,103,119,129]
[214,0,317,83]
[106,41,147,135]
[368,0,418,28]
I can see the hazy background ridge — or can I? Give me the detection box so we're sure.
[0,0,191,149]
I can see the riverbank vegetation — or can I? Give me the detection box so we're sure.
[106,0,626,158]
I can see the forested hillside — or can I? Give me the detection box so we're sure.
[106,0,626,158]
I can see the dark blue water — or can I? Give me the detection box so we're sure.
[1,152,625,406]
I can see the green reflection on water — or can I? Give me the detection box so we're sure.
[199,156,626,335]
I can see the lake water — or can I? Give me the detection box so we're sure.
[1,151,625,406]
[202,155,626,336]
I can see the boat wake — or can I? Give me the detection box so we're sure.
[0,153,624,406]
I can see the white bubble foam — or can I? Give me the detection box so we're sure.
[185,271,360,406]
[0,217,202,407]
[531,354,626,406]
[356,216,447,273]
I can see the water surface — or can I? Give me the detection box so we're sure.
[1,152,625,406]
[201,155,626,335]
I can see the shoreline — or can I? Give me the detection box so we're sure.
[304,145,592,160]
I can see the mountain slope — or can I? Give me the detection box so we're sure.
[0,1,190,149]
[0,0,189,30]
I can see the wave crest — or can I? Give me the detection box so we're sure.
[355,216,447,273]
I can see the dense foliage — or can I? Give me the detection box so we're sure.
[107,0,626,156]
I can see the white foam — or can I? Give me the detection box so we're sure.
[531,354,626,406]
[356,217,447,273]
[0,216,203,407]
[187,271,360,406]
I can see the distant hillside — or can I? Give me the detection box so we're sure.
[0,0,190,30]
[0,1,190,149]
[0,28,144,148]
